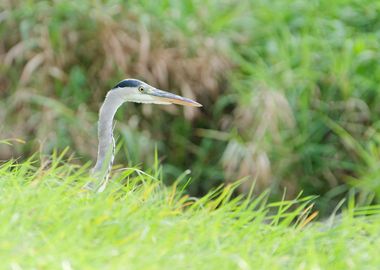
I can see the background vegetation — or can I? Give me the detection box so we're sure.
[1,0,380,215]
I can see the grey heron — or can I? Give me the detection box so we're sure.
[89,78,202,192]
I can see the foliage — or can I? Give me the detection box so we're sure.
[0,156,379,269]
[1,0,380,214]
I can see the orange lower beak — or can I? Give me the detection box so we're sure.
[150,89,202,107]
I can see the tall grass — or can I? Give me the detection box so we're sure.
[1,0,380,214]
[0,154,379,269]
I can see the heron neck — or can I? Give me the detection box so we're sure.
[92,91,124,179]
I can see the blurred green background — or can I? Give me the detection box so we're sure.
[1,0,380,215]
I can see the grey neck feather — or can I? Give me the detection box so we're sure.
[91,90,124,183]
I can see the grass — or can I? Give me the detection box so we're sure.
[1,154,379,269]
[1,1,379,268]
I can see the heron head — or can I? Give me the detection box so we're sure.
[111,79,202,107]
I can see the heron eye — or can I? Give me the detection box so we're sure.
[138,86,144,93]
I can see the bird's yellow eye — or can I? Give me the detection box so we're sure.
[138,86,144,93]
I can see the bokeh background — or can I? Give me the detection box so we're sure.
[1,0,380,215]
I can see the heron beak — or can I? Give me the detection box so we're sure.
[149,88,202,107]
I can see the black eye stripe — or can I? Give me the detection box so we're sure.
[113,79,141,89]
